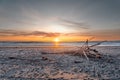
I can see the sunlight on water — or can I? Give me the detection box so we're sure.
[0,41,120,47]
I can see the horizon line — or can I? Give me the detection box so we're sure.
[0,40,120,43]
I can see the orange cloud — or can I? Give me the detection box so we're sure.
[0,29,120,42]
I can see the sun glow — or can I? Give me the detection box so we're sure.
[54,38,60,42]
[49,24,70,33]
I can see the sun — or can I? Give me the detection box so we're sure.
[54,38,60,42]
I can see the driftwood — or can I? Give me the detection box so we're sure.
[41,40,106,60]
[72,40,105,60]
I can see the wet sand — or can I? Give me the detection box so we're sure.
[0,46,120,80]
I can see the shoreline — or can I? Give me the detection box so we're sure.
[0,45,120,48]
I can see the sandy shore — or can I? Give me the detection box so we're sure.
[0,46,120,80]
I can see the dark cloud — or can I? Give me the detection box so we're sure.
[0,29,60,37]
[89,29,120,37]
[62,28,120,40]
[59,18,90,30]
[0,28,120,41]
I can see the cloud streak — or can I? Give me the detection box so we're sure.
[0,29,60,37]
[59,18,90,30]
[60,28,120,41]
[0,28,120,41]
[63,28,120,36]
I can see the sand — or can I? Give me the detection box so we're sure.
[0,46,120,80]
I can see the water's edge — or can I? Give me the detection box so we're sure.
[0,41,120,47]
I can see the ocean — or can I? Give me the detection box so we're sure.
[0,41,120,47]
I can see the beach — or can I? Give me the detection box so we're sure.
[0,45,120,80]
[1,0,120,79]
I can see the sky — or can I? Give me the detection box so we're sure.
[0,0,120,42]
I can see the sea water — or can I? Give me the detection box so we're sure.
[0,41,120,47]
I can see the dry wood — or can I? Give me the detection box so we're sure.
[41,40,106,60]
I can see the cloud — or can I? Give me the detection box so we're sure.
[58,18,90,30]
[89,29,120,37]
[0,29,60,37]
[0,28,120,41]
[61,28,120,40]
